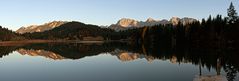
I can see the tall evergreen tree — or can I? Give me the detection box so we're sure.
[227,2,238,24]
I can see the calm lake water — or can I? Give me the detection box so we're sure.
[0,42,238,81]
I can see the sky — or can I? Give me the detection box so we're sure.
[0,0,238,31]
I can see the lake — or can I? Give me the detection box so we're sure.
[0,42,238,81]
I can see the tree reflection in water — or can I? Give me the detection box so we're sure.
[0,42,238,81]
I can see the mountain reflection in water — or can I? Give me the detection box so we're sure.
[18,49,65,60]
[0,42,238,81]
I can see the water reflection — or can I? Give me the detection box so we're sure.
[18,49,65,60]
[0,42,238,81]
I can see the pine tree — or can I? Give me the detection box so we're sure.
[227,2,238,24]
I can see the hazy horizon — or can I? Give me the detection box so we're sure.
[0,0,238,30]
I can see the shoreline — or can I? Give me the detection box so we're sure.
[0,40,128,46]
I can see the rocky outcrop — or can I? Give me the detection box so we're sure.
[16,21,67,34]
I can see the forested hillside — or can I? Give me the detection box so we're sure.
[0,26,25,41]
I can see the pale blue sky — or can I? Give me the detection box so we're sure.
[0,0,238,30]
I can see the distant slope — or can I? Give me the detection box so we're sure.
[16,21,67,34]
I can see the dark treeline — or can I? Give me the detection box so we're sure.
[138,14,239,49]
[0,26,25,41]
[130,2,239,50]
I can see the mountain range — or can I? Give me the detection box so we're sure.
[15,17,197,34]
[109,17,197,31]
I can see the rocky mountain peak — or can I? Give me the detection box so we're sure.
[146,17,157,22]
[170,17,180,25]
[16,21,67,34]
[116,18,138,27]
